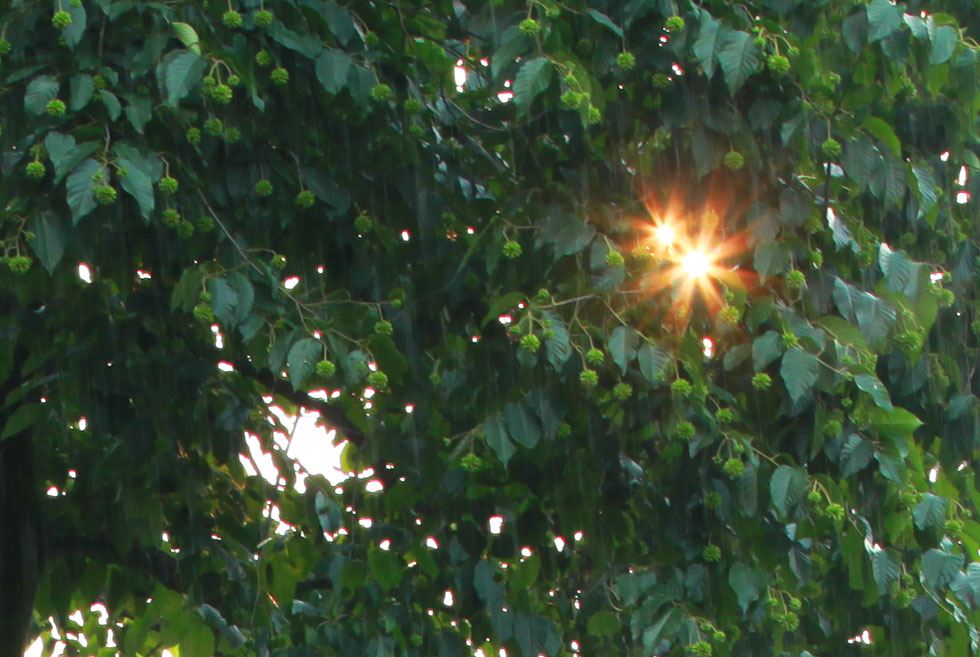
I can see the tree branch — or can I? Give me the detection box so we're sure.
[232,358,367,446]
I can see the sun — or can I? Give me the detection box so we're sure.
[632,188,754,329]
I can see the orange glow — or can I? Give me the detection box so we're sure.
[680,249,710,278]
[633,182,755,330]
[653,223,676,247]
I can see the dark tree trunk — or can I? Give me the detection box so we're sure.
[0,431,41,657]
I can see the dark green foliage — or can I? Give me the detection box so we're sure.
[3,0,980,656]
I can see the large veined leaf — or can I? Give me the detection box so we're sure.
[485,415,515,465]
[752,331,783,372]
[839,434,873,477]
[504,402,541,449]
[694,11,724,78]
[869,548,900,594]
[914,494,947,530]
[921,548,964,590]
[24,75,60,115]
[27,210,67,274]
[878,243,913,293]
[728,562,766,611]
[513,614,561,657]
[951,563,980,609]
[115,156,155,220]
[609,326,639,374]
[171,22,201,54]
[65,158,100,223]
[769,465,807,519]
[584,9,622,37]
[512,57,552,109]
[912,162,937,213]
[544,317,571,370]
[854,373,893,412]
[62,3,87,49]
[287,338,321,390]
[717,31,760,93]
[157,49,204,106]
[780,348,819,403]
[866,0,901,42]
[316,48,352,93]
[69,74,95,111]
[638,343,670,384]
[930,25,958,65]
[863,117,901,157]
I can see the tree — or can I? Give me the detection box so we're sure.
[4,0,980,654]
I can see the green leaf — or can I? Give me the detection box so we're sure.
[339,560,368,590]
[99,90,121,121]
[509,554,540,591]
[481,291,525,327]
[316,48,353,94]
[863,117,901,157]
[866,0,901,42]
[485,415,515,464]
[769,465,807,519]
[504,402,541,449]
[544,318,571,370]
[513,614,561,657]
[912,162,937,213]
[914,494,948,530]
[854,373,893,412]
[817,316,869,352]
[930,25,958,65]
[878,243,913,293]
[368,548,403,590]
[62,3,87,49]
[584,9,623,37]
[287,338,321,390]
[172,22,201,54]
[180,623,215,657]
[754,241,791,276]
[208,277,238,325]
[512,57,552,110]
[116,156,155,220]
[840,434,873,477]
[717,31,760,94]
[869,406,923,438]
[1,403,42,440]
[69,74,95,111]
[540,211,595,256]
[45,133,100,184]
[586,610,621,636]
[922,548,964,590]
[124,94,153,134]
[609,326,639,375]
[24,75,60,115]
[728,562,766,611]
[268,21,324,58]
[952,563,980,609]
[694,11,723,78]
[869,548,900,595]
[874,449,907,484]
[28,210,67,274]
[65,158,100,224]
[638,343,670,384]
[157,49,205,106]
[752,331,783,372]
[780,348,819,403]
[642,608,681,652]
